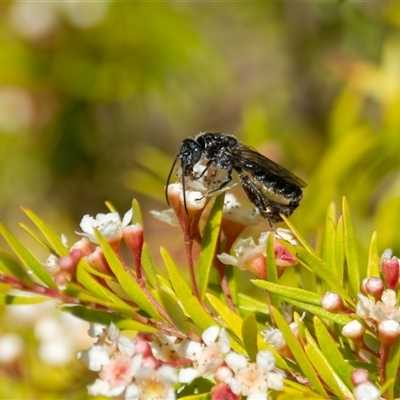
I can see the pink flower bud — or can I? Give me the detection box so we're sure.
[364,277,384,301]
[351,369,369,386]
[320,292,346,313]
[58,248,82,272]
[378,320,400,347]
[381,250,399,290]
[211,383,240,400]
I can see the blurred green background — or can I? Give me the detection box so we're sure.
[1,0,400,397]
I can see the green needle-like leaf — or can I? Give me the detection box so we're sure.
[62,305,158,333]
[0,221,55,288]
[295,245,354,306]
[19,206,69,257]
[160,247,215,330]
[131,199,143,226]
[141,242,159,288]
[0,294,48,305]
[252,280,321,305]
[0,250,32,286]
[314,317,353,389]
[158,288,190,335]
[386,336,400,400]
[303,327,351,399]
[367,231,380,278]
[271,307,328,397]
[266,233,280,309]
[199,193,224,299]
[95,230,160,319]
[342,197,360,296]
[241,313,258,361]
[76,264,133,311]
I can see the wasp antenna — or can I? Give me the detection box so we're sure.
[165,155,179,206]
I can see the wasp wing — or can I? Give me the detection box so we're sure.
[231,145,307,188]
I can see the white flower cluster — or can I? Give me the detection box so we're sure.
[78,324,284,399]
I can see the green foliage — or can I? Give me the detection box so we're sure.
[0,193,397,398]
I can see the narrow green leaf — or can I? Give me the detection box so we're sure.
[282,298,352,325]
[19,206,69,257]
[266,233,280,309]
[206,292,243,338]
[0,250,32,286]
[280,214,316,256]
[76,264,133,310]
[207,293,286,368]
[237,293,270,315]
[252,280,321,305]
[63,283,135,316]
[252,280,351,324]
[386,336,400,400]
[158,288,190,335]
[367,231,380,278]
[303,328,351,399]
[160,247,215,330]
[342,197,360,296]
[0,294,48,305]
[294,245,355,306]
[199,193,224,299]
[0,221,55,288]
[141,242,158,288]
[62,305,158,333]
[322,218,337,277]
[95,230,160,319]
[131,199,143,226]
[335,215,345,283]
[314,317,353,390]
[19,223,53,253]
[241,313,258,361]
[271,307,328,397]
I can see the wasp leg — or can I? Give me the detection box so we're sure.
[238,173,299,226]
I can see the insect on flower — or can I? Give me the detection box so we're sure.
[166,132,306,226]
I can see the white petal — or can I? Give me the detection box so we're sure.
[118,336,136,357]
[178,367,198,383]
[87,378,111,396]
[218,328,231,353]
[267,371,284,391]
[202,325,220,345]
[78,345,110,371]
[149,209,179,227]
[122,209,133,227]
[256,350,275,372]
[158,365,178,383]
[216,253,238,266]
[125,383,140,400]
[88,323,106,338]
[178,339,202,360]
[225,351,247,371]
[248,393,267,400]
[353,382,381,400]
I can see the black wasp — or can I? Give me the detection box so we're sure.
[166,132,306,225]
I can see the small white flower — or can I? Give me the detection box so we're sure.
[222,193,264,225]
[353,381,381,400]
[356,294,374,319]
[0,333,24,363]
[133,365,177,400]
[178,326,231,383]
[223,350,283,397]
[261,328,286,351]
[77,209,132,243]
[78,345,110,371]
